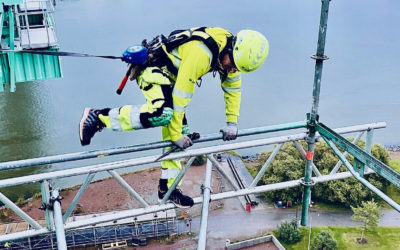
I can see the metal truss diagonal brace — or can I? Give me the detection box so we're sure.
[293,141,322,177]
[160,157,196,204]
[108,170,149,208]
[63,173,96,223]
[322,136,400,212]
[317,123,400,188]
[250,143,283,187]
[0,192,42,230]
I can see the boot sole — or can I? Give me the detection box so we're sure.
[79,108,91,146]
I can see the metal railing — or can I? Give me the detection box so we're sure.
[14,0,58,49]
[0,121,397,250]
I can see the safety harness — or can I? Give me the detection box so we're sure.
[144,27,232,76]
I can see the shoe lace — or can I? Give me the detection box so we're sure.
[87,111,105,133]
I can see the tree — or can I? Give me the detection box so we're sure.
[251,140,390,208]
[351,200,382,243]
[191,155,205,166]
[312,230,338,250]
[276,218,302,244]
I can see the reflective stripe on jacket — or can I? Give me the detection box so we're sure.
[165,27,242,141]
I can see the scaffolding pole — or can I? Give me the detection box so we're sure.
[52,189,67,250]
[198,158,213,250]
[301,0,331,226]
[0,121,307,171]
[0,169,376,243]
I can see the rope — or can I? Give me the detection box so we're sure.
[0,49,123,60]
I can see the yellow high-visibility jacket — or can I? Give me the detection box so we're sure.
[164,27,241,142]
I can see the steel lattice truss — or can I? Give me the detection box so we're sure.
[1,1,400,249]
[1,121,399,249]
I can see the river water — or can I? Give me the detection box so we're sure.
[1,0,399,201]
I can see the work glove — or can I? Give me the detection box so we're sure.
[220,122,238,141]
[173,134,194,150]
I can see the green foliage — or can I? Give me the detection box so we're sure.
[253,139,390,208]
[191,155,205,166]
[276,219,302,244]
[312,230,338,250]
[257,143,304,202]
[351,200,382,240]
[389,158,400,173]
[278,226,400,250]
[16,196,26,206]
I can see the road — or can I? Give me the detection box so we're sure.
[176,197,400,249]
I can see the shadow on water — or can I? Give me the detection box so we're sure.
[0,82,54,204]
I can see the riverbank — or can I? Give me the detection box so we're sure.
[1,160,223,223]
[389,150,400,159]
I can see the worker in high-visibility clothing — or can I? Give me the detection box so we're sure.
[79,27,269,208]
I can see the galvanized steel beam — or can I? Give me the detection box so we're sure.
[40,180,54,230]
[197,158,213,250]
[51,190,67,250]
[0,191,42,230]
[0,169,375,243]
[0,123,386,189]
[108,170,149,208]
[62,173,96,223]
[0,121,307,171]
[160,157,196,204]
[250,143,283,187]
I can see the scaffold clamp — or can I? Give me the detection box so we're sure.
[300,177,315,187]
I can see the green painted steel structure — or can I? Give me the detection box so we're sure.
[300,0,331,226]
[0,0,62,92]
[300,0,400,226]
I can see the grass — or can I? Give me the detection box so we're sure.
[275,226,400,250]
[379,159,400,208]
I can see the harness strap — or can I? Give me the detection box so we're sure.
[164,27,220,70]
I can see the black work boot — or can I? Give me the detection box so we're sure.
[79,108,105,146]
[158,186,194,208]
